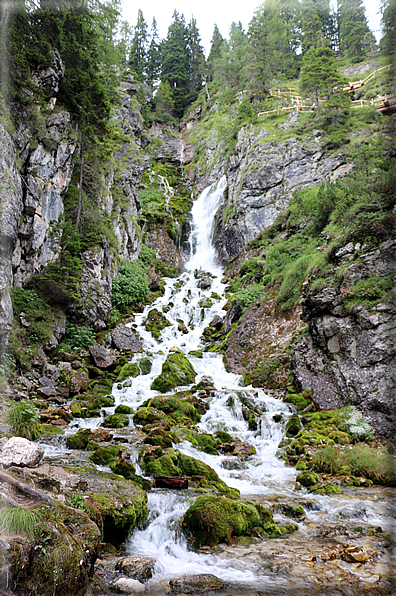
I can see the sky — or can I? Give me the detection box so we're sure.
[121,0,383,57]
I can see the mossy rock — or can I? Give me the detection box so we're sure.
[102,414,129,428]
[189,350,203,358]
[274,502,305,519]
[89,445,121,465]
[140,392,200,424]
[296,471,320,487]
[285,416,300,437]
[286,393,309,411]
[175,428,218,454]
[67,429,91,450]
[117,362,140,383]
[70,400,84,418]
[140,453,181,476]
[133,407,166,426]
[39,424,63,436]
[151,352,196,393]
[215,431,232,444]
[272,414,283,423]
[144,309,171,339]
[71,466,148,544]
[309,483,343,495]
[144,427,174,449]
[183,495,297,548]
[8,500,100,596]
[295,460,307,471]
[109,458,136,479]
[139,357,152,375]
[114,404,134,415]
[328,430,350,444]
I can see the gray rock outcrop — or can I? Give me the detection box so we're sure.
[213,127,346,263]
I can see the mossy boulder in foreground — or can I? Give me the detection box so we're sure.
[116,362,140,382]
[183,495,297,547]
[150,351,196,393]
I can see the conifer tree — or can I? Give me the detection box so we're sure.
[301,0,323,53]
[155,80,175,121]
[129,8,148,80]
[300,42,345,102]
[380,0,396,55]
[161,10,190,117]
[187,17,205,100]
[206,24,224,82]
[216,21,248,91]
[146,17,161,88]
[313,0,338,49]
[117,20,133,66]
[338,0,374,61]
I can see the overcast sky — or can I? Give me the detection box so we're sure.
[121,0,382,56]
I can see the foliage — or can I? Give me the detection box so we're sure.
[300,44,346,102]
[64,322,96,350]
[65,492,87,511]
[5,400,40,440]
[0,507,42,538]
[338,0,374,61]
[311,445,396,486]
[112,260,149,313]
[340,405,375,441]
[232,283,265,310]
[138,244,156,265]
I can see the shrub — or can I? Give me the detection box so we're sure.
[339,276,392,310]
[233,283,264,310]
[138,244,156,265]
[5,400,40,440]
[64,322,96,350]
[340,405,375,441]
[112,260,149,313]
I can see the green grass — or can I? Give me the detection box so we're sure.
[0,507,42,538]
[5,400,40,440]
[311,444,396,486]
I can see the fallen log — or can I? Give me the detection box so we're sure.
[153,476,188,490]
[0,469,54,510]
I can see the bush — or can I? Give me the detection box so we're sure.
[112,260,149,313]
[232,283,265,310]
[340,406,374,441]
[339,276,392,310]
[5,400,40,440]
[64,322,96,350]
[138,244,156,265]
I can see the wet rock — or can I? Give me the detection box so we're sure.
[221,459,248,470]
[91,428,112,442]
[210,315,223,330]
[197,276,212,290]
[151,352,196,393]
[149,278,161,292]
[112,325,142,351]
[39,375,56,387]
[102,413,129,428]
[66,429,91,450]
[296,471,320,487]
[233,443,256,456]
[89,345,116,369]
[0,437,44,468]
[224,301,243,334]
[117,362,140,382]
[274,502,305,519]
[112,578,145,594]
[145,225,183,269]
[144,308,171,339]
[115,557,156,582]
[169,574,227,593]
[89,445,121,465]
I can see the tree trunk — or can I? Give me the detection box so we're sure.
[76,130,85,233]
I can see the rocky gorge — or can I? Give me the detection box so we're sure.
[0,38,395,596]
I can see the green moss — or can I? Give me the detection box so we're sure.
[144,308,171,339]
[285,416,300,437]
[102,414,129,428]
[140,392,200,424]
[273,502,305,518]
[189,350,203,358]
[116,362,140,382]
[109,458,136,479]
[38,424,64,436]
[296,471,320,487]
[309,483,343,495]
[140,453,181,476]
[151,352,197,392]
[175,428,218,454]
[88,445,121,465]
[114,404,134,414]
[66,429,91,450]
[183,495,297,547]
[133,407,165,425]
[285,393,309,411]
[139,357,152,375]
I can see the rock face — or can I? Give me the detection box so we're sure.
[292,239,396,437]
[112,325,143,351]
[0,437,45,468]
[213,127,346,263]
[0,125,24,358]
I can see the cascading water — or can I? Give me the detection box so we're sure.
[42,176,395,594]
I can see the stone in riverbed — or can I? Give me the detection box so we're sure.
[0,437,44,468]
[169,574,226,593]
[112,578,145,593]
[115,556,155,582]
[150,351,196,393]
[89,345,116,369]
[112,325,142,351]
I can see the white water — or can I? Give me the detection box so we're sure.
[43,176,395,591]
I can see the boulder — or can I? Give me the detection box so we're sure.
[68,371,89,395]
[89,345,117,369]
[169,575,226,594]
[112,578,145,594]
[150,352,196,393]
[115,557,155,582]
[0,437,44,468]
[112,325,142,351]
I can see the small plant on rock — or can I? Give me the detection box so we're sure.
[5,400,40,440]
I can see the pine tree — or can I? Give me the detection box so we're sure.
[117,20,133,66]
[161,10,190,117]
[129,8,148,80]
[216,21,248,91]
[206,24,224,82]
[380,0,396,55]
[338,0,374,61]
[300,43,346,102]
[146,17,161,88]
[187,17,205,100]
[155,80,175,121]
[313,0,338,49]
[301,0,323,53]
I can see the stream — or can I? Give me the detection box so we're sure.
[42,176,395,594]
